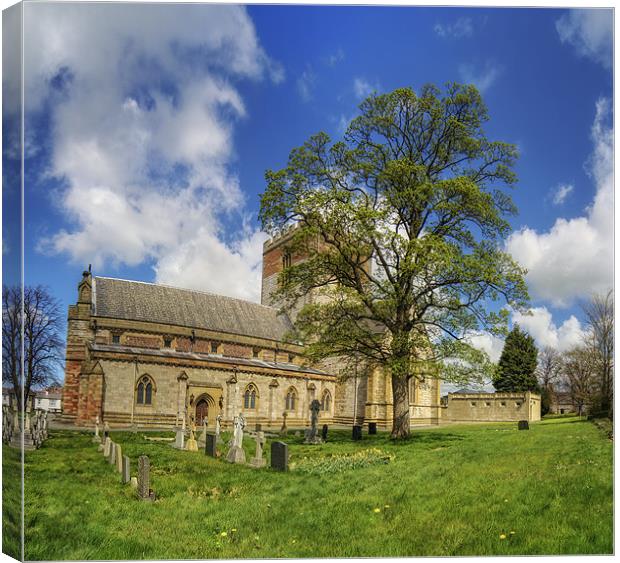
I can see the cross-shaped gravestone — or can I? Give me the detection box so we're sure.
[226,414,246,463]
[250,431,266,468]
[304,399,322,444]
[279,411,288,436]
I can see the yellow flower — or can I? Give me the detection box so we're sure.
[220,532,228,537]
[373,508,381,513]
[291,539,297,544]
[499,534,506,540]
[510,531,515,535]
[231,529,237,533]
[384,504,390,509]
[504,499,508,503]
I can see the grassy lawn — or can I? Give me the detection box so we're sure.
[6,416,613,559]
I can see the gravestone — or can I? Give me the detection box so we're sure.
[197,421,207,448]
[103,421,110,440]
[249,431,266,468]
[226,414,246,464]
[93,416,101,443]
[352,425,362,441]
[304,399,322,444]
[130,476,138,489]
[270,441,288,471]
[279,412,288,436]
[255,423,262,432]
[205,433,217,457]
[103,437,111,457]
[122,455,131,484]
[186,423,198,452]
[518,420,529,431]
[108,441,116,465]
[321,424,328,442]
[137,455,154,501]
[368,422,377,435]
[215,414,223,444]
[294,430,300,437]
[115,444,123,473]
[174,427,185,449]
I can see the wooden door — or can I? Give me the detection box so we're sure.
[195,399,209,426]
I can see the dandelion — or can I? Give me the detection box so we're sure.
[384,505,390,509]
[510,531,515,535]
[292,539,297,544]
[499,534,506,540]
[231,529,237,533]
[373,508,381,513]
[504,499,508,503]
[254,535,260,541]
[220,532,228,537]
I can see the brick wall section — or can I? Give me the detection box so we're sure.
[223,343,252,358]
[124,334,161,348]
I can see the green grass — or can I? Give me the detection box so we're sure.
[8,417,613,559]
[2,441,22,560]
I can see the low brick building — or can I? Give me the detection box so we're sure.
[441,391,541,423]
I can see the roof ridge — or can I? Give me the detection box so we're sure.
[94,275,281,312]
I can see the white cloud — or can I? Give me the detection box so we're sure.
[26,3,281,302]
[551,183,574,205]
[458,61,501,94]
[467,331,504,363]
[506,98,613,307]
[297,67,317,102]
[353,77,380,100]
[512,307,584,353]
[326,49,345,67]
[556,9,613,68]
[434,17,473,39]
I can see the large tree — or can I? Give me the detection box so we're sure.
[561,346,596,417]
[493,324,538,392]
[536,346,562,415]
[2,285,64,412]
[581,290,613,418]
[260,84,528,438]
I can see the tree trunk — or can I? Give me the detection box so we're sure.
[391,374,410,439]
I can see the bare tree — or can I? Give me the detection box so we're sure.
[581,290,613,418]
[2,285,64,412]
[561,346,596,417]
[536,346,562,415]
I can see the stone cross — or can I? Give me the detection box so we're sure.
[137,455,153,501]
[226,414,246,464]
[122,455,131,484]
[304,399,322,444]
[279,411,288,436]
[215,414,223,444]
[249,431,266,468]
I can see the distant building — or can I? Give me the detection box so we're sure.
[33,388,63,412]
[549,391,585,416]
[441,391,541,423]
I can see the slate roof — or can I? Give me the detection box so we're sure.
[90,343,328,376]
[92,277,295,343]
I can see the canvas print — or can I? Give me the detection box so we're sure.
[1,2,614,560]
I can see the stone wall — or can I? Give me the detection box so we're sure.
[442,391,541,423]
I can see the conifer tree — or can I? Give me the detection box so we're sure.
[493,324,539,392]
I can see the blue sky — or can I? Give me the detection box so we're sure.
[2,4,614,368]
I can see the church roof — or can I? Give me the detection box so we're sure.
[92,276,295,343]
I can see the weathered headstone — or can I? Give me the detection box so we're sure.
[93,416,101,443]
[270,441,288,471]
[108,441,117,465]
[304,399,322,444]
[186,423,198,452]
[226,414,246,463]
[321,424,328,442]
[197,421,207,448]
[174,427,185,449]
[279,411,288,436]
[368,422,377,435]
[130,476,138,489]
[215,414,223,444]
[294,430,300,437]
[137,455,154,501]
[122,455,131,484]
[205,433,217,457]
[115,443,123,473]
[518,420,529,431]
[249,431,266,468]
[103,437,111,457]
[255,423,262,432]
[352,425,362,441]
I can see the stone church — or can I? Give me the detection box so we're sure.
[62,228,442,429]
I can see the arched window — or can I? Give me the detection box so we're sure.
[321,390,332,412]
[285,387,297,411]
[243,383,258,410]
[136,375,155,405]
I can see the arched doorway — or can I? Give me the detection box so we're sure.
[195,399,209,426]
